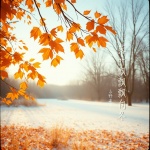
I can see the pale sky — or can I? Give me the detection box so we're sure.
[7,0,148,85]
[7,0,109,85]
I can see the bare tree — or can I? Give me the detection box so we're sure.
[105,0,149,106]
[136,41,149,102]
[82,50,107,101]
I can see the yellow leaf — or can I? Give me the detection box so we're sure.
[22,62,29,72]
[57,25,63,32]
[75,50,84,59]
[18,89,25,96]
[14,70,24,79]
[23,46,28,50]
[37,79,45,87]
[20,82,28,90]
[6,93,13,99]
[51,58,59,67]
[51,55,63,67]
[83,10,91,15]
[29,58,35,62]
[33,62,41,68]
[86,20,94,31]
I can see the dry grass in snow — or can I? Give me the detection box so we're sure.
[1,125,149,150]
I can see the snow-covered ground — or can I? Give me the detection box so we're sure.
[1,99,149,135]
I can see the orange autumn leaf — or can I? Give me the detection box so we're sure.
[20,82,28,90]
[55,38,64,43]
[25,0,34,9]
[30,27,42,40]
[55,0,65,3]
[45,0,52,7]
[83,10,91,15]
[70,43,78,53]
[98,16,109,24]
[40,18,46,26]
[39,33,50,45]
[66,31,73,41]
[13,52,23,63]
[77,38,85,46]
[39,48,52,60]
[53,3,61,14]
[1,70,8,79]
[50,28,57,37]
[98,36,108,47]
[71,0,76,3]
[94,11,101,18]
[86,20,94,31]
[96,25,106,34]
[105,26,117,35]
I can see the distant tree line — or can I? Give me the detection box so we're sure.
[0,73,149,103]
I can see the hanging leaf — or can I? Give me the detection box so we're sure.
[30,27,42,40]
[77,38,85,46]
[1,70,8,79]
[105,26,117,34]
[33,62,41,68]
[83,10,91,15]
[98,16,109,24]
[75,50,84,59]
[94,11,101,18]
[20,82,28,90]
[86,20,94,31]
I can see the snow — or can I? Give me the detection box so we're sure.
[1,99,149,135]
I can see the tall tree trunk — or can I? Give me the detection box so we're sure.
[127,92,132,106]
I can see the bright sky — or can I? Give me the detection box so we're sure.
[8,0,148,85]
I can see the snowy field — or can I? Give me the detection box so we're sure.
[1,99,149,135]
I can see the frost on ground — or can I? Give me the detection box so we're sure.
[0,99,149,149]
[1,99,149,134]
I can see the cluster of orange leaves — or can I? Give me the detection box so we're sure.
[1,125,149,150]
[0,0,116,104]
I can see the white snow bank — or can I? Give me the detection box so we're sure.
[1,99,149,135]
